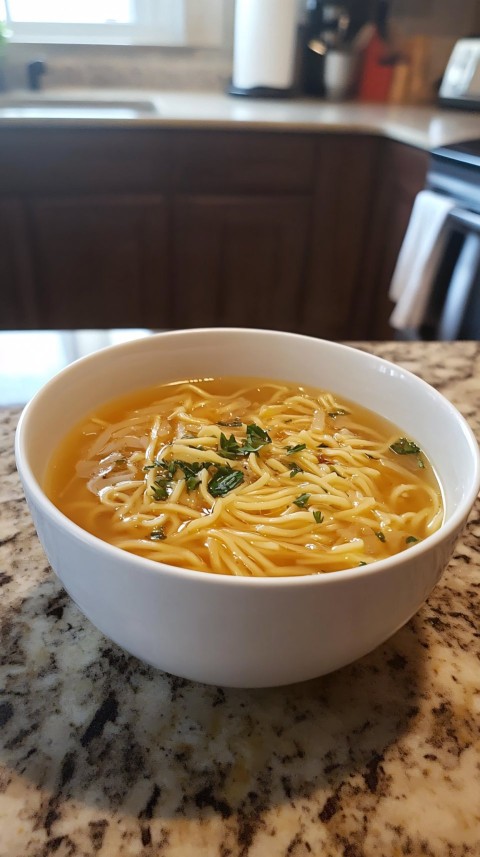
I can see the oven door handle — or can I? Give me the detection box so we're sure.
[438,230,480,339]
[449,208,480,234]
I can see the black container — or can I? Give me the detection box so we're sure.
[302,0,327,96]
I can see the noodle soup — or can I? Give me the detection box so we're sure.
[45,377,443,577]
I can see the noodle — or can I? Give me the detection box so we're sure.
[45,377,443,577]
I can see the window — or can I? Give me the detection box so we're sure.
[2,0,224,47]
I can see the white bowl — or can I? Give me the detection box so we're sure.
[15,329,480,687]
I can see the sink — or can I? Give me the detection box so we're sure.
[0,95,158,117]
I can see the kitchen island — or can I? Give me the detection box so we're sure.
[1,339,480,856]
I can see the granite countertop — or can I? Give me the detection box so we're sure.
[1,340,480,857]
[0,88,480,149]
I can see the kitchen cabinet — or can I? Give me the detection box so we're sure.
[1,198,36,328]
[25,195,170,329]
[0,127,428,337]
[358,141,429,339]
[301,135,382,339]
[172,194,310,330]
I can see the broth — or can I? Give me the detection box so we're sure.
[45,376,443,576]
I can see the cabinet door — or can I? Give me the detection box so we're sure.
[172,195,310,331]
[0,199,36,329]
[301,135,382,341]
[27,195,170,329]
[359,141,428,339]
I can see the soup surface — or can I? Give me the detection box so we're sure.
[46,377,443,577]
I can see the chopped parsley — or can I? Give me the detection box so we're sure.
[219,423,272,460]
[151,479,171,501]
[217,419,243,427]
[208,465,244,497]
[286,443,307,455]
[313,510,324,523]
[406,536,418,544]
[219,432,242,460]
[375,531,386,542]
[390,437,421,455]
[150,528,166,541]
[293,493,310,508]
[243,423,272,454]
[358,561,367,566]
[289,462,304,478]
[143,458,164,471]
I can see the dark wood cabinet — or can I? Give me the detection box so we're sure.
[358,141,429,339]
[172,194,311,330]
[1,199,36,328]
[301,135,382,340]
[25,194,170,329]
[0,126,428,338]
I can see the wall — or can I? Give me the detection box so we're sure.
[1,0,479,95]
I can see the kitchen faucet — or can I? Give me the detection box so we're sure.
[27,59,47,91]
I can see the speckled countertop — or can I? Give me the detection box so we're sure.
[1,89,480,149]
[1,340,480,857]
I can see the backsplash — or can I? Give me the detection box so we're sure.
[1,0,478,95]
[3,43,234,92]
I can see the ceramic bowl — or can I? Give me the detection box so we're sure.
[15,328,480,687]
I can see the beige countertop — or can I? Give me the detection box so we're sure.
[0,88,479,149]
[1,338,480,856]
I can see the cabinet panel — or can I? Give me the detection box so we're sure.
[171,131,315,194]
[0,129,171,195]
[27,194,170,329]
[0,199,36,329]
[301,135,382,340]
[359,141,428,339]
[172,195,311,331]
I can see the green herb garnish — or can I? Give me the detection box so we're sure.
[143,458,164,471]
[219,432,242,460]
[417,457,425,469]
[170,459,214,491]
[151,478,172,501]
[358,561,367,566]
[406,536,418,544]
[313,510,324,523]
[286,443,307,456]
[375,531,386,542]
[219,424,272,459]
[217,419,243,427]
[289,463,303,478]
[293,493,310,508]
[208,466,244,497]
[241,423,272,455]
[150,528,166,541]
[390,437,421,455]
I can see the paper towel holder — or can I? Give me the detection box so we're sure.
[227,81,295,99]
[229,0,298,99]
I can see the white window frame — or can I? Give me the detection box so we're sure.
[3,0,224,47]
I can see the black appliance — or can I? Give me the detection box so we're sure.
[417,140,480,340]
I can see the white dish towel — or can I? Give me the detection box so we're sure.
[389,190,456,331]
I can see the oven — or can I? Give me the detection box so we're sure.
[390,140,480,340]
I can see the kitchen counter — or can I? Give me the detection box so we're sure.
[0,88,480,149]
[1,338,480,856]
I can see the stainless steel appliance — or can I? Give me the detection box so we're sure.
[418,140,480,339]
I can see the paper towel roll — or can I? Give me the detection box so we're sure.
[232,0,298,92]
